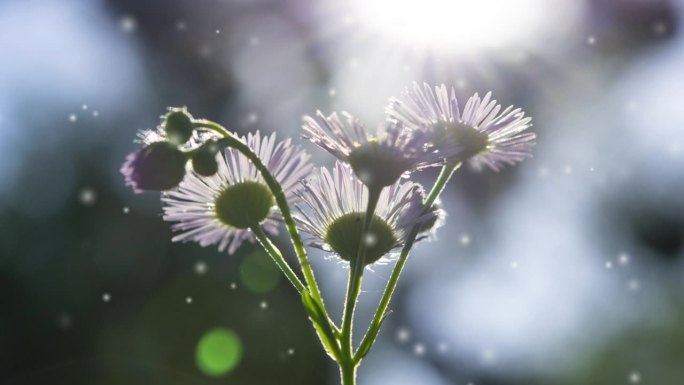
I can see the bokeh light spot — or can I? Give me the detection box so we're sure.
[196,328,242,377]
[239,250,280,293]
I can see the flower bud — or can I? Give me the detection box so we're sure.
[192,148,219,176]
[418,203,444,234]
[121,142,188,193]
[163,108,194,145]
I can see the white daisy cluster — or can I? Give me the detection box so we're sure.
[122,83,535,264]
[296,83,534,264]
[120,84,536,382]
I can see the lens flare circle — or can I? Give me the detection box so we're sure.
[196,328,242,376]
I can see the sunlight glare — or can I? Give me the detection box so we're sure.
[353,0,547,51]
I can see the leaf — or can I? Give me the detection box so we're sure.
[356,310,392,360]
[301,291,340,360]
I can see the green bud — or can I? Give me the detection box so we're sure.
[163,108,194,145]
[418,203,443,234]
[121,142,188,192]
[192,143,220,176]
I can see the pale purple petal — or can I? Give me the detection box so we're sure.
[162,130,312,254]
[294,161,438,265]
[387,82,536,171]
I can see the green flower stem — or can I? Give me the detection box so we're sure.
[424,162,461,208]
[340,362,357,385]
[253,225,341,360]
[354,162,461,363]
[193,120,336,329]
[251,225,306,295]
[339,187,382,369]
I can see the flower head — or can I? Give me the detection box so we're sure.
[120,142,188,193]
[295,161,439,266]
[121,110,221,193]
[162,131,312,254]
[302,111,450,189]
[387,83,536,171]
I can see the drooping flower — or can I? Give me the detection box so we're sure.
[295,161,440,266]
[162,131,312,254]
[387,82,536,171]
[302,111,452,190]
[121,141,188,193]
[121,108,224,193]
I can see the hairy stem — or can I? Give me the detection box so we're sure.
[354,162,461,362]
[340,361,358,385]
[340,187,382,360]
[194,120,338,331]
[253,225,341,360]
[424,163,460,207]
[251,225,306,294]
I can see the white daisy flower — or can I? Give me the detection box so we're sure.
[302,111,453,189]
[162,131,312,254]
[295,161,439,266]
[387,82,536,171]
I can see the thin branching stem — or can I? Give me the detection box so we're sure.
[251,225,307,294]
[193,120,337,330]
[354,163,461,363]
[339,187,381,367]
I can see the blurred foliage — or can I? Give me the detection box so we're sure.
[570,304,684,385]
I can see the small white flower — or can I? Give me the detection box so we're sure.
[387,82,536,171]
[295,161,439,266]
[162,131,312,254]
[302,111,452,188]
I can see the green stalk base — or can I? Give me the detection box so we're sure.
[340,363,357,385]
